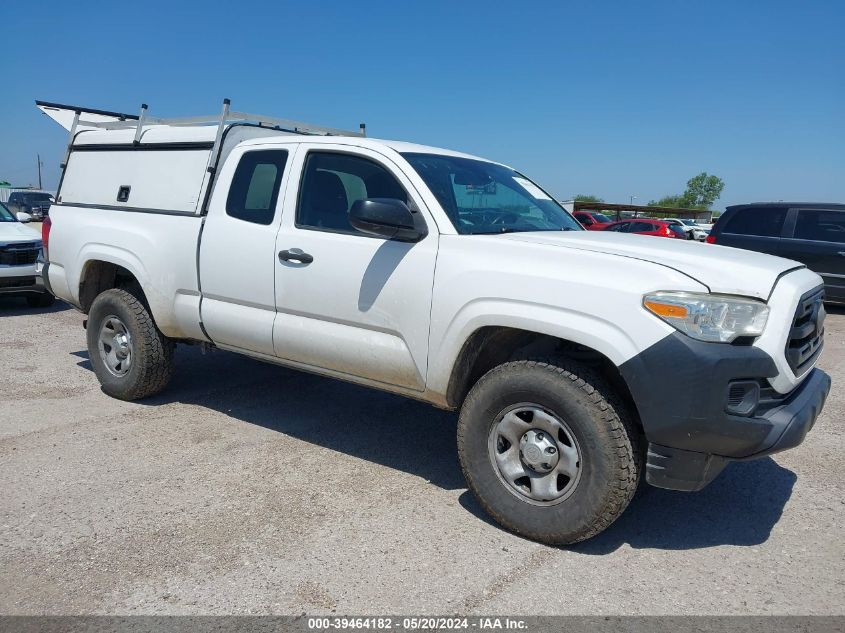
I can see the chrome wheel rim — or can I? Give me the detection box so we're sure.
[487,404,582,506]
[98,315,133,377]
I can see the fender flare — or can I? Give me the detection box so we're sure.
[427,298,668,400]
[74,245,173,330]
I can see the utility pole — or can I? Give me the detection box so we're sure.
[37,154,43,189]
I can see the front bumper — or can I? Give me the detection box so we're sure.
[644,368,830,491]
[620,331,831,491]
[0,260,47,297]
[0,273,46,296]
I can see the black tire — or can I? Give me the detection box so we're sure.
[457,357,641,545]
[86,288,175,401]
[26,292,55,308]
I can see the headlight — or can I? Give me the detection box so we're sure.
[643,291,769,343]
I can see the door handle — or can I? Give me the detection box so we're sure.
[278,249,314,264]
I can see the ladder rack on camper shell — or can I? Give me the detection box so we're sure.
[36,98,368,216]
[35,98,367,173]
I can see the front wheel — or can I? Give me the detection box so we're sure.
[86,288,175,401]
[457,358,641,545]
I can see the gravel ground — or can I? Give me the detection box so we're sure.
[0,297,843,615]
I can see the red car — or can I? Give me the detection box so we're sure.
[573,211,613,231]
[602,219,687,239]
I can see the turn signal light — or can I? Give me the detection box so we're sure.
[644,300,690,319]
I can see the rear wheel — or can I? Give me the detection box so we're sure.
[457,357,641,545]
[86,288,175,400]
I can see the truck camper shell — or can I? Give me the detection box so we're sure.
[36,99,366,216]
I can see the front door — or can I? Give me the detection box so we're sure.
[272,145,438,390]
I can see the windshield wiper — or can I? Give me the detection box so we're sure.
[469,226,575,235]
[468,227,525,235]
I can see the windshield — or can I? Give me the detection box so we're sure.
[402,153,582,234]
[24,193,52,203]
[592,213,612,223]
[0,202,15,222]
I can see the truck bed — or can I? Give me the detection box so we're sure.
[47,204,208,341]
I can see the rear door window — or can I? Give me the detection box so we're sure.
[793,209,845,243]
[723,207,787,237]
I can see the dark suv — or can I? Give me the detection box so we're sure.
[7,191,53,220]
[708,202,845,304]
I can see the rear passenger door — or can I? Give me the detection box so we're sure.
[717,206,788,256]
[780,208,845,302]
[199,145,295,355]
[272,144,438,391]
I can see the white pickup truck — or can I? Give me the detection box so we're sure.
[38,100,831,545]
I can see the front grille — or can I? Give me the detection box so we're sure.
[785,286,825,374]
[0,276,35,289]
[0,242,40,266]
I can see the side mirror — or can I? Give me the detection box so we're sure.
[16,212,32,223]
[349,198,427,243]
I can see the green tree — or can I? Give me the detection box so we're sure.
[648,194,686,208]
[648,173,725,209]
[682,172,724,209]
[574,194,604,203]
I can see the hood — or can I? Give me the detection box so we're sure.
[497,231,802,300]
[0,222,42,244]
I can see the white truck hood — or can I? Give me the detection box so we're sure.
[499,231,803,300]
[0,222,41,244]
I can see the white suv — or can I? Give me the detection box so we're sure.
[0,202,54,307]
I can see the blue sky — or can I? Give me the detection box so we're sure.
[3,1,843,210]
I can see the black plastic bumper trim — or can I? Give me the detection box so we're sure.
[644,368,830,491]
[620,331,782,457]
[645,444,728,492]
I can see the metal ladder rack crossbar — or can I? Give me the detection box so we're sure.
[72,103,366,138]
[60,98,367,177]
